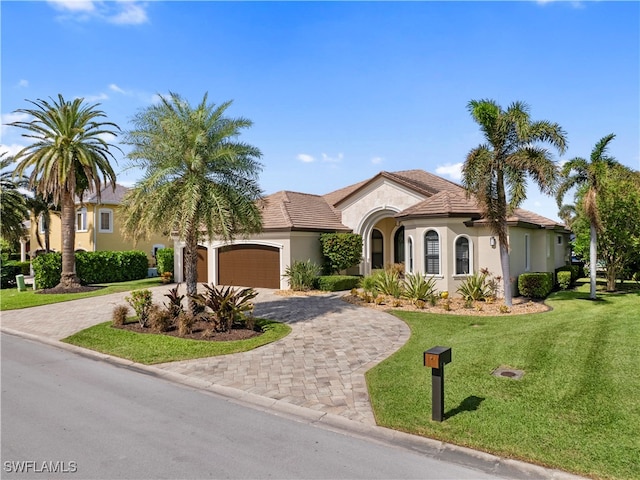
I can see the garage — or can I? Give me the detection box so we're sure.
[218,244,280,289]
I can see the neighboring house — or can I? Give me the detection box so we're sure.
[27,184,170,265]
[173,170,571,296]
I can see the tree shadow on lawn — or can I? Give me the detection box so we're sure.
[445,395,485,420]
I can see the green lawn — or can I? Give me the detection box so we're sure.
[367,282,639,480]
[0,278,165,311]
[63,319,291,364]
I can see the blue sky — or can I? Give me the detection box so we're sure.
[2,1,638,221]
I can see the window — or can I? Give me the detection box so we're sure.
[76,208,87,232]
[557,235,562,245]
[455,236,470,275]
[407,237,414,273]
[98,209,113,233]
[525,234,531,271]
[425,230,440,275]
[38,215,46,234]
[371,229,384,270]
[393,227,405,264]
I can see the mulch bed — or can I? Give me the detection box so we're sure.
[113,320,262,342]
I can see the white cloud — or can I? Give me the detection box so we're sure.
[108,1,148,25]
[435,162,463,181]
[17,80,29,88]
[48,0,96,12]
[0,144,27,157]
[1,112,31,135]
[109,83,127,94]
[321,153,343,164]
[371,156,383,165]
[80,92,109,102]
[297,154,315,163]
[47,1,149,25]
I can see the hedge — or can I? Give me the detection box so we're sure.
[518,272,554,299]
[316,275,361,292]
[0,260,29,289]
[33,251,149,289]
[555,265,581,285]
[156,248,174,275]
[557,271,572,290]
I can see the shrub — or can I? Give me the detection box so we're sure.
[283,260,320,291]
[148,305,173,333]
[190,284,257,332]
[518,272,554,299]
[112,304,130,326]
[375,269,403,298]
[402,273,437,302]
[76,251,148,283]
[0,260,26,289]
[317,275,360,292]
[164,284,184,319]
[361,274,379,297]
[557,271,572,290]
[456,268,501,302]
[556,265,581,286]
[32,252,62,289]
[177,312,194,337]
[320,233,363,274]
[126,289,154,327]
[156,248,174,276]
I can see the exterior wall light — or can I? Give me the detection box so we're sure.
[490,236,497,248]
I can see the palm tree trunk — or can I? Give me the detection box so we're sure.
[589,222,597,300]
[184,230,199,317]
[58,191,81,289]
[499,240,513,307]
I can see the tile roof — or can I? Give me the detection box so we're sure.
[77,183,129,205]
[260,191,350,232]
[396,190,482,219]
[471,208,568,230]
[323,169,465,207]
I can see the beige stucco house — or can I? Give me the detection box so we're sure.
[173,169,571,296]
[26,184,171,265]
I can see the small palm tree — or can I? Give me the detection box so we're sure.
[0,153,29,244]
[121,92,263,315]
[9,95,120,290]
[556,134,618,300]
[462,99,567,306]
[26,191,59,253]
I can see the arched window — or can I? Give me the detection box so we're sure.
[393,227,405,265]
[455,236,470,275]
[371,229,384,270]
[407,237,414,273]
[424,230,440,275]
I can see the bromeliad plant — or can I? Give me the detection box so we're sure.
[402,273,437,303]
[456,268,501,302]
[164,283,185,319]
[190,284,258,333]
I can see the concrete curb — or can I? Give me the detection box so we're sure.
[1,327,588,480]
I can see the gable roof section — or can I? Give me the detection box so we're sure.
[396,190,482,219]
[260,191,350,232]
[77,183,129,205]
[469,208,569,231]
[323,169,465,207]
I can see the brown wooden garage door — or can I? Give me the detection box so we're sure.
[182,246,208,283]
[218,244,280,289]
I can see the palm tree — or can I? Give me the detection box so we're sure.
[9,95,120,290]
[120,92,263,315]
[556,134,618,300]
[0,153,29,244]
[462,99,567,306]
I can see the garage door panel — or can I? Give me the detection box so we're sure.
[218,245,280,289]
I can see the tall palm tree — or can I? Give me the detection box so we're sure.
[0,153,29,244]
[120,92,263,315]
[462,99,567,306]
[10,95,120,290]
[556,134,617,300]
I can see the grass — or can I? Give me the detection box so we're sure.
[62,319,291,364]
[366,281,639,480]
[0,278,165,311]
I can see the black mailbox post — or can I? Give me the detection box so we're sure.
[424,346,452,422]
